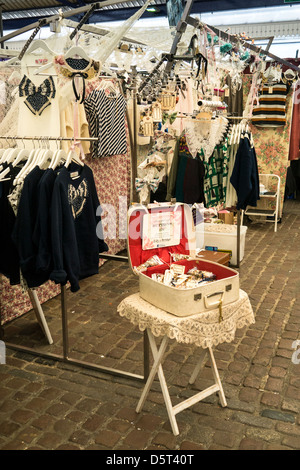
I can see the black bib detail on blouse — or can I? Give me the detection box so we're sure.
[19,75,56,116]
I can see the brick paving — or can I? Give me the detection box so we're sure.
[0,199,299,450]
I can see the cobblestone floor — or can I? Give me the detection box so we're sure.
[0,199,299,451]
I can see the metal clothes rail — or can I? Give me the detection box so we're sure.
[0,136,150,382]
[5,275,149,383]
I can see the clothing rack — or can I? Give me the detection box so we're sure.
[1,0,270,379]
[205,23,300,74]
[0,1,153,384]
[0,133,150,382]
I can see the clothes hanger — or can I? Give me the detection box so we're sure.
[0,146,20,179]
[25,39,56,56]
[0,162,12,180]
[0,167,11,181]
[65,45,91,62]
[5,147,23,165]
[13,147,37,185]
[229,123,236,146]
[0,55,20,68]
[0,148,6,168]
[0,146,14,165]
[31,147,51,171]
[23,147,44,175]
[64,148,84,168]
[14,146,43,184]
[48,148,58,169]
[30,41,57,76]
[49,149,67,170]
[12,148,30,167]
[234,123,241,145]
[37,148,53,169]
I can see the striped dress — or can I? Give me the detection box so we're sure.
[84,89,127,158]
[252,82,288,128]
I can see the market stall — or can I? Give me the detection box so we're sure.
[0,0,299,417]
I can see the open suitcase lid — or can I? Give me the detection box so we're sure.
[127,202,196,275]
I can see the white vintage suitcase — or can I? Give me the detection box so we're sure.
[127,202,239,317]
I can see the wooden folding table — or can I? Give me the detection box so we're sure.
[118,290,255,435]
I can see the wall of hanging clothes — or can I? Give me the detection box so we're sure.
[134,37,299,226]
[0,45,131,325]
[1,6,300,325]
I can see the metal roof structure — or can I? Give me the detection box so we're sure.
[0,0,291,31]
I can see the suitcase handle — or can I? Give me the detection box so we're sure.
[204,291,224,309]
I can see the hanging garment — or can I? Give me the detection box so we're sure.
[60,101,91,155]
[225,142,240,207]
[54,54,100,154]
[230,133,260,210]
[185,116,229,162]
[32,167,59,276]
[203,143,229,208]
[166,138,180,201]
[0,163,22,285]
[252,82,289,128]
[83,77,131,256]
[12,165,47,288]
[50,164,108,293]
[54,55,101,82]
[84,89,127,158]
[18,51,61,151]
[224,75,244,117]
[173,135,206,205]
[172,78,196,135]
[32,162,83,278]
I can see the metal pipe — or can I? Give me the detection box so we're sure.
[61,285,69,360]
[5,343,145,381]
[0,0,137,45]
[99,253,128,262]
[237,210,241,269]
[0,3,4,49]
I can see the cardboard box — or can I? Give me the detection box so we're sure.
[218,210,234,225]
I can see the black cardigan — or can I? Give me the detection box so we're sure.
[49,164,108,292]
[230,133,260,211]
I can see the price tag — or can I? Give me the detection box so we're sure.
[170,264,185,275]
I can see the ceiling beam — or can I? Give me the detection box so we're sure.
[56,0,79,7]
[0,0,138,44]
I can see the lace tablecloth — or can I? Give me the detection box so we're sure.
[117,290,255,349]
